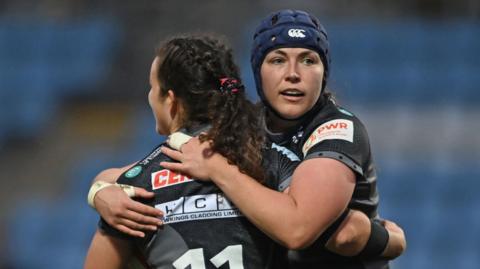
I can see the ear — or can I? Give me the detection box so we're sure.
[166,89,178,118]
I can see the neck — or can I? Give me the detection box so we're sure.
[169,120,183,134]
[265,110,302,133]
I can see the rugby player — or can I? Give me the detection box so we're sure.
[160,9,406,269]
[84,34,289,268]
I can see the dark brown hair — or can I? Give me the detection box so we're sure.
[155,34,265,182]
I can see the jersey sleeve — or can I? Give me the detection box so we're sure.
[301,117,371,176]
[263,143,300,192]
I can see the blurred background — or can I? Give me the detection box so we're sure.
[0,0,479,268]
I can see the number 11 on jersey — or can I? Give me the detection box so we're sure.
[173,245,244,269]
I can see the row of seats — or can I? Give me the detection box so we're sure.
[0,17,121,145]
[330,21,480,105]
[2,20,478,145]
[377,157,480,269]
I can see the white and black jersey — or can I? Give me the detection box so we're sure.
[99,125,295,269]
[264,97,389,269]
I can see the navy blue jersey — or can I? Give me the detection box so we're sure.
[99,125,294,269]
[264,97,388,269]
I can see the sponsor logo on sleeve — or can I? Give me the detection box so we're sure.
[151,169,193,190]
[125,166,142,178]
[302,119,354,156]
[139,146,163,166]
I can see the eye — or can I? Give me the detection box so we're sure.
[268,57,285,65]
[301,57,316,65]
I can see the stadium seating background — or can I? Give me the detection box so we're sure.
[0,1,479,268]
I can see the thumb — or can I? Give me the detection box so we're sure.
[133,187,155,198]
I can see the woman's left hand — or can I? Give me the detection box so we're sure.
[160,136,216,181]
[381,219,407,259]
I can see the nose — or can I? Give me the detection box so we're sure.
[285,62,300,83]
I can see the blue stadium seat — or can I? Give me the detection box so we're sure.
[329,21,480,106]
[377,157,480,269]
[0,18,121,142]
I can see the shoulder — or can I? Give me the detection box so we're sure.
[306,101,366,133]
[302,103,369,154]
[116,142,171,185]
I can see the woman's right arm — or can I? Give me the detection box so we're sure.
[160,138,406,258]
[84,230,132,269]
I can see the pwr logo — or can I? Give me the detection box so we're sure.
[288,29,306,38]
[151,169,193,190]
[302,119,354,155]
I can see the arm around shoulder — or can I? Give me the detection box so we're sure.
[209,155,356,250]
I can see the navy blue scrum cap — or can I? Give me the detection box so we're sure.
[250,9,330,109]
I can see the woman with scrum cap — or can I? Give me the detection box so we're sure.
[160,9,406,268]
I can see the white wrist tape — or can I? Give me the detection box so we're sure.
[87,181,136,209]
[87,181,112,208]
[168,132,193,150]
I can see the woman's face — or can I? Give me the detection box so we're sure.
[148,57,173,135]
[260,48,324,120]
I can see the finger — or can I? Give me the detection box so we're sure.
[124,209,163,227]
[117,184,135,197]
[115,224,145,238]
[186,136,203,148]
[160,161,186,173]
[120,216,159,232]
[161,146,183,161]
[126,200,164,219]
[133,187,155,198]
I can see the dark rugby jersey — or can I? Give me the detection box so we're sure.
[264,97,389,269]
[99,125,294,269]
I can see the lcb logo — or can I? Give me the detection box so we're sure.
[288,29,306,38]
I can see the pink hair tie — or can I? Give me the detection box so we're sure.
[219,77,244,94]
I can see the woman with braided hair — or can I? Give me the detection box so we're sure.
[84,34,279,268]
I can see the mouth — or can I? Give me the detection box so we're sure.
[280,89,305,97]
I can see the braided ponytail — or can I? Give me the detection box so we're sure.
[203,78,265,182]
[156,34,265,182]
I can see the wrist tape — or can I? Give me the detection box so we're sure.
[358,219,390,258]
[87,181,136,209]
